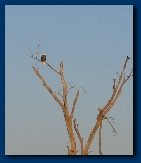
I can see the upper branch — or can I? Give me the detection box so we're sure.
[31,55,60,74]
[103,68,133,116]
[102,57,131,113]
[60,62,68,107]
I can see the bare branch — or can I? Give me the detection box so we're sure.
[59,62,77,153]
[70,90,80,119]
[60,61,68,105]
[103,83,123,116]
[73,119,83,155]
[32,66,64,109]
[45,61,60,74]
[102,57,131,113]
[103,68,133,116]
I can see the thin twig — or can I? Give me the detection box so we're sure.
[67,86,76,94]
[104,116,118,136]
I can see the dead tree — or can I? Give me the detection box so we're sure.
[31,48,133,155]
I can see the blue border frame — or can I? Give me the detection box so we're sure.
[3,0,139,162]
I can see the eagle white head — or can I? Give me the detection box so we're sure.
[41,53,46,64]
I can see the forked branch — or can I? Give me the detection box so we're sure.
[102,57,132,113]
[103,68,133,116]
[83,57,133,154]
[32,66,64,109]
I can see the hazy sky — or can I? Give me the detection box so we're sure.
[5,5,133,155]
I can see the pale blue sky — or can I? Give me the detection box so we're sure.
[5,5,133,155]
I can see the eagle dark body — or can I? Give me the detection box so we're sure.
[41,53,46,64]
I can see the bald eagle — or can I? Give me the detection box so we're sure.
[41,53,46,64]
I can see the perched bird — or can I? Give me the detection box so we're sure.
[41,53,46,64]
[113,79,116,90]
[127,56,132,59]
